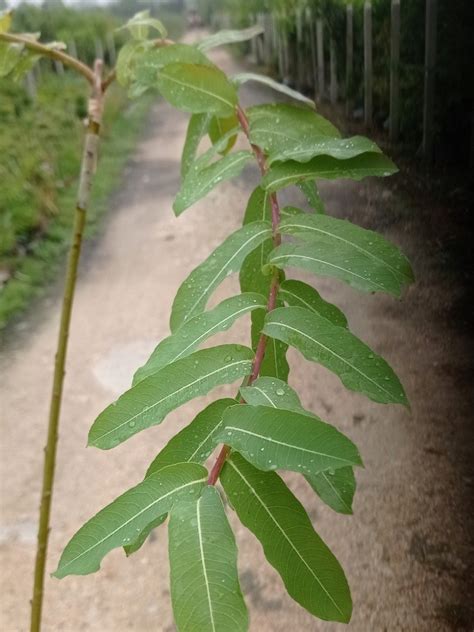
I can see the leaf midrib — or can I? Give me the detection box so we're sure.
[266,319,396,400]
[271,252,386,292]
[265,164,392,190]
[187,152,251,202]
[317,471,352,513]
[225,426,354,466]
[196,496,217,632]
[92,358,251,444]
[183,226,271,323]
[171,303,262,364]
[57,477,206,573]
[281,220,406,281]
[159,66,235,110]
[227,459,345,618]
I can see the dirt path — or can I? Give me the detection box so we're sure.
[1,44,473,632]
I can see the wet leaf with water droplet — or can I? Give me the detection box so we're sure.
[88,345,254,449]
[169,486,248,631]
[53,463,207,578]
[263,307,408,405]
[171,221,272,331]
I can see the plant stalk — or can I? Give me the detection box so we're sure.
[0,32,95,84]
[207,105,282,485]
[30,61,104,632]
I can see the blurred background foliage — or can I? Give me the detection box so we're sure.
[0,0,185,329]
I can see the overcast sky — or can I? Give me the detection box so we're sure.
[7,0,115,6]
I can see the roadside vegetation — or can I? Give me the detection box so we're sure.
[0,2,184,331]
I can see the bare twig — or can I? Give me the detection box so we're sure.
[0,32,95,84]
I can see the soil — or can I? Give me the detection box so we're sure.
[1,42,473,631]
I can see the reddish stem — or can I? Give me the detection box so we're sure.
[207,445,230,486]
[207,106,283,486]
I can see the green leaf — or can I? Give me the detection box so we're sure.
[174,150,252,215]
[170,221,272,331]
[9,49,40,82]
[239,377,356,514]
[263,307,408,405]
[0,41,21,78]
[125,398,236,555]
[197,25,264,51]
[254,309,290,381]
[268,135,382,165]
[169,486,248,632]
[274,214,414,296]
[0,11,12,33]
[234,73,315,108]
[181,113,211,179]
[297,181,326,214]
[88,345,254,449]
[123,515,166,557]
[217,405,361,474]
[118,10,167,40]
[193,126,242,171]
[239,187,290,381]
[262,153,398,192]
[209,113,239,155]
[220,454,352,622]
[133,43,214,94]
[53,463,207,578]
[240,376,304,411]
[248,104,340,156]
[156,63,238,117]
[308,467,356,515]
[116,39,149,87]
[279,279,348,327]
[134,293,265,384]
[146,399,236,477]
[239,187,273,296]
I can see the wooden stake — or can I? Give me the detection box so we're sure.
[422,0,438,162]
[346,4,354,116]
[316,19,325,102]
[330,38,338,104]
[364,1,373,128]
[390,0,401,143]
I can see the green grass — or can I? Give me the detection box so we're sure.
[0,81,154,331]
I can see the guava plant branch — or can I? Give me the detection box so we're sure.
[208,106,282,486]
[30,61,104,632]
[0,32,95,84]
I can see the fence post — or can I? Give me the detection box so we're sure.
[68,39,78,61]
[316,18,325,102]
[346,4,353,116]
[282,15,291,84]
[256,13,265,64]
[271,12,279,68]
[422,0,438,163]
[250,14,258,63]
[263,12,272,67]
[295,7,304,91]
[53,59,64,75]
[305,8,314,91]
[276,17,284,80]
[94,38,104,62]
[330,38,338,104]
[106,31,116,66]
[389,0,401,143]
[25,70,37,101]
[364,1,373,128]
[308,9,318,100]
